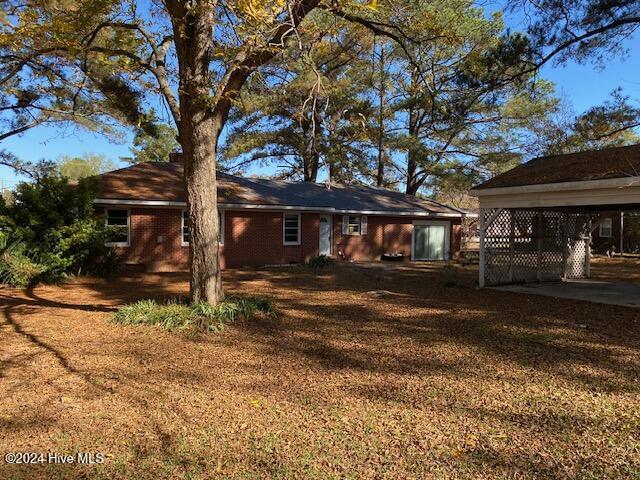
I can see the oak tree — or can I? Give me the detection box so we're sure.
[2,0,423,304]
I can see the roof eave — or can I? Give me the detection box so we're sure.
[470,176,640,197]
[93,198,464,217]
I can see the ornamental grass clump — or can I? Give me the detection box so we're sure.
[113,295,276,334]
[0,235,47,288]
[307,255,334,269]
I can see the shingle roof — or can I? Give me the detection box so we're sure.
[472,144,640,190]
[95,162,464,216]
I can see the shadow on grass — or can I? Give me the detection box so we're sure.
[1,262,639,478]
[225,263,640,394]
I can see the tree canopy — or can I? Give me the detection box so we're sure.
[2,0,452,304]
[121,123,180,163]
[508,0,640,67]
[2,0,639,304]
[58,153,117,180]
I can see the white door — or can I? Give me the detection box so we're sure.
[413,222,449,260]
[319,215,332,255]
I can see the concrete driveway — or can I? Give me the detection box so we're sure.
[493,279,640,308]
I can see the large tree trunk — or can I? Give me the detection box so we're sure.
[182,117,224,305]
[375,42,386,187]
[405,148,423,195]
[302,115,320,182]
[303,152,320,182]
[165,0,320,304]
[405,107,420,195]
[170,1,223,305]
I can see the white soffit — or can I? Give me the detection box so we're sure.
[471,176,640,209]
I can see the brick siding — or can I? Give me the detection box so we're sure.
[333,215,462,262]
[591,212,622,253]
[98,207,462,271]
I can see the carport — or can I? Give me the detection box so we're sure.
[470,144,640,290]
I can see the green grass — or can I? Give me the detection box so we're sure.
[112,295,276,333]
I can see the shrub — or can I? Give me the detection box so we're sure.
[113,295,276,334]
[1,175,97,245]
[308,255,334,269]
[41,219,119,279]
[0,235,47,287]
[0,174,118,286]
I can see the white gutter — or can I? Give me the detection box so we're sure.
[95,198,186,207]
[93,198,465,218]
[470,176,640,197]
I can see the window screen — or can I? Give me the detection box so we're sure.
[283,213,300,244]
[106,209,129,245]
[347,215,360,235]
[599,218,612,238]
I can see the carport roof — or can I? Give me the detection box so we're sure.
[472,144,640,190]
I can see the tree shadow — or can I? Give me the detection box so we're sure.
[225,263,640,395]
[0,295,200,474]
[2,263,639,478]
[1,304,112,393]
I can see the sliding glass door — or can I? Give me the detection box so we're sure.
[413,222,449,260]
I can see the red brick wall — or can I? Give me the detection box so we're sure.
[223,211,319,267]
[591,212,622,253]
[98,207,462,271]
[99,208,320,271]
[332,215,462,262]
[101,207,189,272]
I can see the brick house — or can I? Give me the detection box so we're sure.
[591,211,623,254]
[94,156,468,271]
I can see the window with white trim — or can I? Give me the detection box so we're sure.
[283,213,301,245]
[182,210,190,245]
[182,210,224,246]
[219,211,224,245]
[105,209,130,246]
[342,215,368,235]
[599,217,612,238]
[347,215,360,234]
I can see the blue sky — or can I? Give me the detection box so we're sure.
[1,13,639,190]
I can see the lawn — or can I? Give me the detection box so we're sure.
[591,255,640,284]
[1,262,639,479]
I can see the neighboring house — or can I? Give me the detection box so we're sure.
[591,211,622,254]
[94,155,468,271]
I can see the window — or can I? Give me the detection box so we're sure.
[347,215,360,235]
[182,210,189,246]
[105,209,129,246]
[219,211,224,245]
[599,217,612,238]
[283,213,301,245]
[182,210,224,246]
[343,215,368,236]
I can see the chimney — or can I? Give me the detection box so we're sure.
[169,151,183,163]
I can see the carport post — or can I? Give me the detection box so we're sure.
[586,220,592,278]
[561,216,569,280]
[509,210,515,283]
[536,211,543,281]
[479,209,486,288]
[620,212,624,255]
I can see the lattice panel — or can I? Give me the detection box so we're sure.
[482,209,591,286]
[564,213,590,279]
